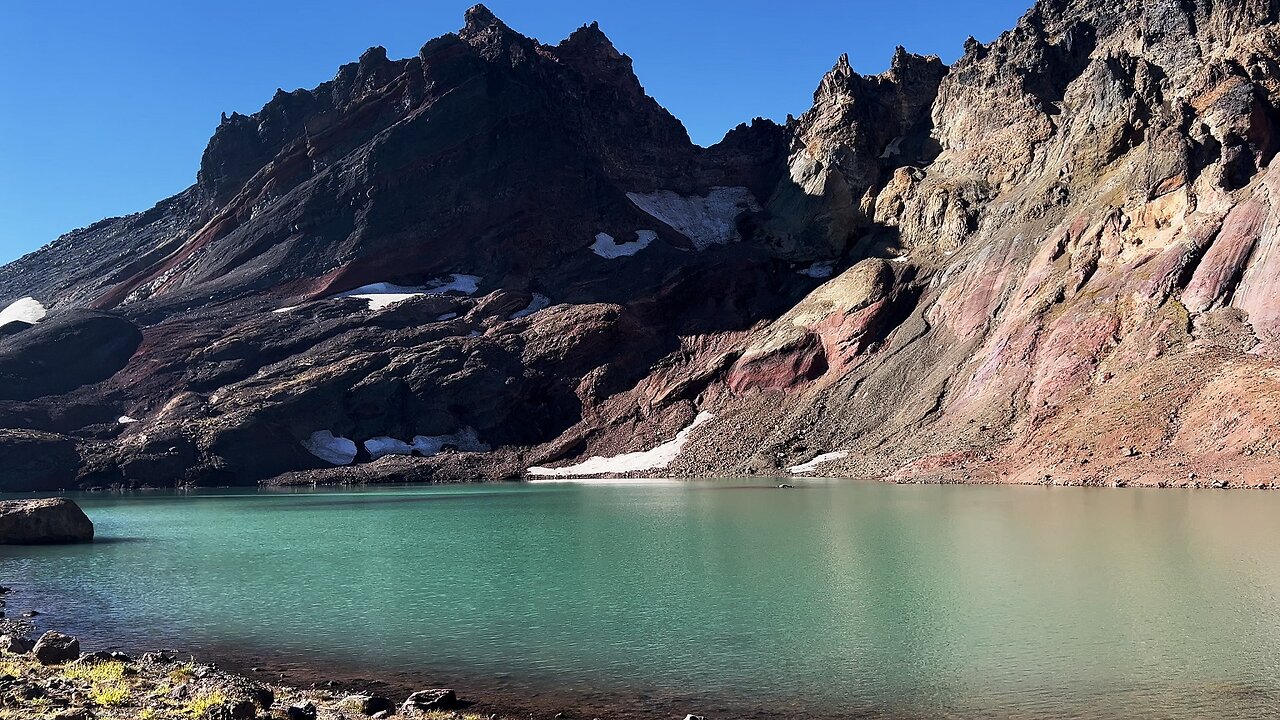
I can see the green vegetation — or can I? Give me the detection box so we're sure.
[62,660,127,683]
[185,690,228,719]
[91,682,132,706]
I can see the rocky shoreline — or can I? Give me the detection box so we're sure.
[0,620,523,720]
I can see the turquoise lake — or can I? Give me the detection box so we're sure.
[4,480,1280,719]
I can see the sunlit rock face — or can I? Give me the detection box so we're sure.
[4,0,1280,489]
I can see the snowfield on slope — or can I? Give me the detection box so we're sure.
[0,297,47,326]
[528,412,714,477]
[626,187,759,250]
[590,231,656,259]
[276,275,484,313]
[302,431,358,465]
[788,451,850,474]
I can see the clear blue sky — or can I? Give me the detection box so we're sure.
[0,0,1030,265]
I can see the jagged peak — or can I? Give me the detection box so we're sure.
[462,4,505,32]
[359,46,388,64]
[458,3,539,63]
[555,20,626,65]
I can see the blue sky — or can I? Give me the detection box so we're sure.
[0,0,1030,264]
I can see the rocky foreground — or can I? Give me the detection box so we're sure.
[0,627,487,720]
[4,0,1280,491]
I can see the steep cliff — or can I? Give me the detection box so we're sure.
[3,0,1279,490]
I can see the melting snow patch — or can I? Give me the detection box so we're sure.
[0,297,46,326]
[527,478,684,486]
[800,262,835,279]
[413,428,490,456]
[272,305,299,314]
[426,274,482,295]
[364,436,414,460]
[302,430,358,465]
[891,255,910,264]
[626,187,759,250]
[787,450,849,474]
[511,293,551,319]
[117,416,139,425]
[590,231,655,259]
[436,313,458,321]
[334,274,483,311]
[527,412,714,477]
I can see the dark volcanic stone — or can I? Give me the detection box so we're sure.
[402,688,459,711]
[0,310,142,401]
[32,631,80,665]
[0,430,80,492]
[0,498,94,544]
[0,634,34,654]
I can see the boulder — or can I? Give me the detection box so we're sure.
[344,694,395,716]
[0,634,34,654]
[0,498,93,544]
[228,699,257,719]
[286,702,317,720]
[402,688,459,712]
[32,631,80,665]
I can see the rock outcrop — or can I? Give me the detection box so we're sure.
[0,499,94,544]
[3,0,1280,489]
[31,631,81,665]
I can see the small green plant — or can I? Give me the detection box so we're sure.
[168,662,197,685]
[138,708,159,720]
[90,682,131,706]
[0,660,26,678]
[186,690,227,719]
[62,660,127,683]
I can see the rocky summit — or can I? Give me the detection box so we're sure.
[3,0,1280,490]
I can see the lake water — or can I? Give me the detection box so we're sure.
[5,480,1280,719]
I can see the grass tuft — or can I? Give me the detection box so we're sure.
[186,690,228,719]
[90,682,131,707]
[62,660,127,683]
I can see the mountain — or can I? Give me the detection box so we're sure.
[3,0,1280,491]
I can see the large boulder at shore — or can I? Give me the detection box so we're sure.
[0,498,94,544]
[32,631,80,665]
[401,689,459,713]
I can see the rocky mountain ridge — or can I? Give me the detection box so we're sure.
[3,0,1280,490]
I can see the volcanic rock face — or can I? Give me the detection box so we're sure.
[3,0,1280,489]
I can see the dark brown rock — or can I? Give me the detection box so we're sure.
[402,688,459,712]
[32,631,80,665]
[0,498,93,544]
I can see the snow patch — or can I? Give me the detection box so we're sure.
[302,430,358,465]
[412,428,490,456]
[272,305,299,314]
[787,450,849,474]
[527,478,684,486]
[425,274,482,295]
[362,429,489,460]
[879,136,904,159]
[117,415,139,425]
[436,313,458,321]
[626,187,759,250]
[511,293,551,319]
[364,436,414,460]
[799,262,835,279]
[590,231,655,259]
[333,274,483,311]
[891,255,910,264]
[527,412,714,477]
[0,297,46,326]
